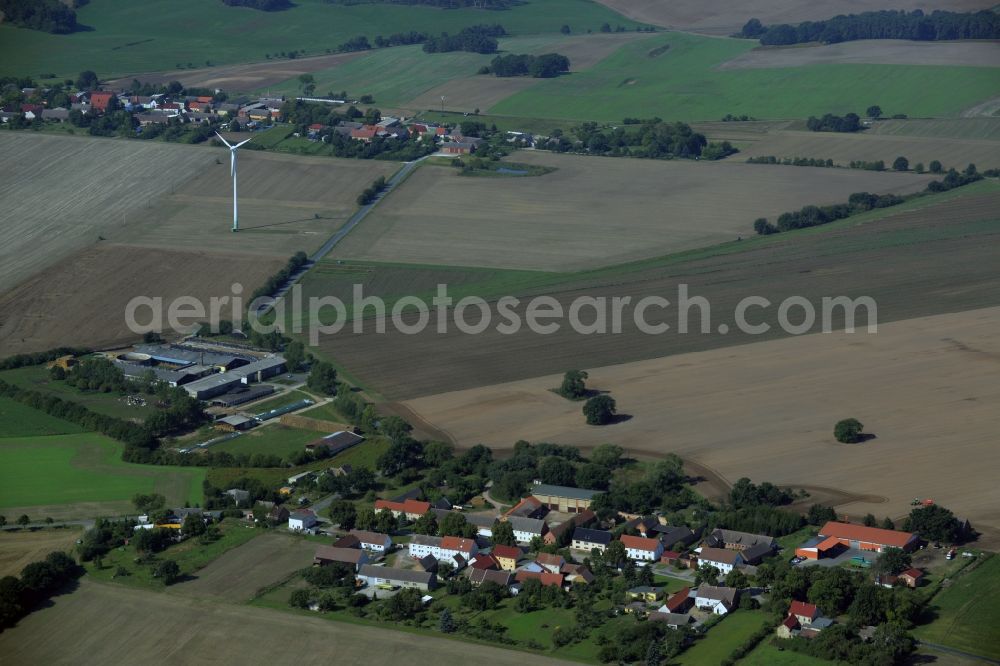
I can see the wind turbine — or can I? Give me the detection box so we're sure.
[216,132,252,232]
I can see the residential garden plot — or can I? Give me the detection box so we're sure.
[0,433,205,519]
[490,31,1000,121]
[330,151,932,271]
[675,610,772,665]
[592,0,995,35]
[0,0,637,78]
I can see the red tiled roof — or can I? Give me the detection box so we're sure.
[470,555,499,570]
[664,587,690,612]
[661,550,680,560]
[374,498,430,516]
[621,534,660,551]
[492,545,520,560]
[308,123,324,130]
[901,568,924,579]
[441,536,476,553]
[536,552,564,566]
[782,614,799,630]
[789,600,819,620]
[816,536,842,551]
[504,495,543,518]
[819,521,916,548]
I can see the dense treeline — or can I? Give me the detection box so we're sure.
[0,552,84,630]
[753,164,984,234]
[807,112,861,133]
[249,251,309,304]
[0,347,90,371]
[326,0,521,7]
[546,120,737,161]
[0,0,78,34]
[482,53,570,78]
[738,10,1000,45]
[221,0,292,10]
[748,155,835,168]
[423,24,506,54]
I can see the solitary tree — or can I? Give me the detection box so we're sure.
[583,395,617,425]
[929,160,943,174]
[16,515,30,527]
[439,607,457,633]
[560,24,571,34]
[154,560,181,585]
[892,156,909,171]
[694,564,721,587]
[492,520,516,547]
[558,369,589,399]
[834,418,865,443]
[866,105,883,119]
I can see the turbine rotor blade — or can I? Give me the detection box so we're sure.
[234,138,252,149]
[215,131,233,148]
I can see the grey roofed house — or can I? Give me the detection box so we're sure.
[41,108,69,121]
[572,527,613,546]
[508,516,546,535]
[417,554,438,572]
[467,568,513,587]
[430,507,453,522]
[136,113,173,125]
[740,541,776,564]
[648,612,691,627]
[698,547,743,565]
[696,585,739,605]
[531,484,600,501]
[224,488,251,503]
[707,528,776,550]
[410,534,443,547]
[358,564,435,588]
[653,525,698,547]
[465,513,498,529]
[431,496,452,510]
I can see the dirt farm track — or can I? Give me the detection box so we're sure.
[0,580,577,666]
[403,307,1000,547]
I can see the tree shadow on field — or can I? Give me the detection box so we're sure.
[589,414,632,426]
[841,433,878,444]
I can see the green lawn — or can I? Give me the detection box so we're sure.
[481,603,577,648]
[298,401,348,423]
[213,424,327,458]
[652,575,691,593]
[913,554,1000,660]
[491,31,1000,121]
[738,639,833,665]
[0,365,158,421]
[86,518,260,589]
[0,433,204,512]
[674,610,772,666]
[0,0,638,78]
[0,397,86,437]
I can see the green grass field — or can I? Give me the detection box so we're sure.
[0,397,86,437]
[675,610,772,665]
[0,0,637,78]
[0,365,157,421]
[261,35,564,105]
[490,31,1000,122]
[913,554,1000,660]
[212,424,327,458]
[738,639,833,665]
[0,433,204,513]
[86,518,260,589]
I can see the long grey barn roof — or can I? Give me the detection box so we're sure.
[531,484,600,501]
[358,565,433,585]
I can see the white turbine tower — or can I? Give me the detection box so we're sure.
[216,132,252,232]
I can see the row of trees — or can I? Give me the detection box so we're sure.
[557,120,735,161]
[221,0,292,10]
[739,10,1000,45]
[357,175,388,205]
[481,53,571,78]
[422,24,507,54]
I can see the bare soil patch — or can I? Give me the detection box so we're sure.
[331,151,932,271]
[717,39,1000,70]
[106,51,367,93]
[403,307,1000,539]
[0,132,216,291]
[173,533,315,602]
[0,580,577,666]
[0,244,284,354]
[593,0,996,35]
[0,528,82,578]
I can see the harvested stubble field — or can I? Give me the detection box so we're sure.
[0,528,83,578]
[724,128,1000,172]
[0,580,578,666]
[716,39,1000,70]
[868,117,1000,141]
[173,533,317,602]
[593,0,996,35]
[330,151,932,271]
[403,306,1000,546]
[116,149,398,258]
[0,132,215,291]
[317,182,1000,400]
[0,244,284,354]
